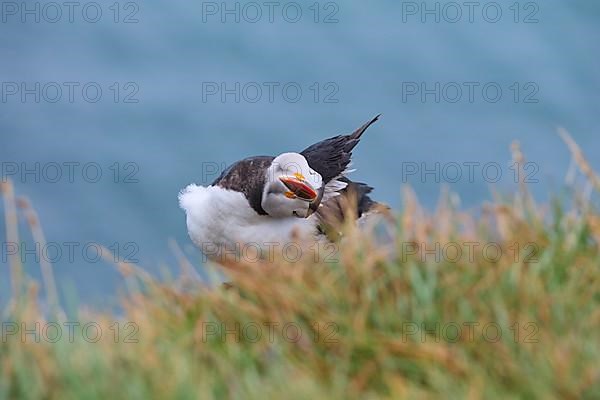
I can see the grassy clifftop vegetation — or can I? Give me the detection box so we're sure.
[1,136,599,399]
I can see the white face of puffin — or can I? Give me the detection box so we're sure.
[261,152,323,218]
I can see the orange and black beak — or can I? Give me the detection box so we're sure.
[279,174,318,202]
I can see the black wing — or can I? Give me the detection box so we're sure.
[300,115,380,184]
[212,156,274,215]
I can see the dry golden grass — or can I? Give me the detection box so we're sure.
[1,135,599,399]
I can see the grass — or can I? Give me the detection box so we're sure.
[1,136,600,399]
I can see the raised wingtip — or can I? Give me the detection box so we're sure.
[350,114,382,140]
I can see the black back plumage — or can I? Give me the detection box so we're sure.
[212,156,274,215]
[301,114,380,184]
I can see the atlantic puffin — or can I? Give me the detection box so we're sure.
[179,115,382,262]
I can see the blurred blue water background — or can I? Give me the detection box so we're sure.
[1,0,599,306]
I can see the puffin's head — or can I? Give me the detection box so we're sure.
[262,152,323,218]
